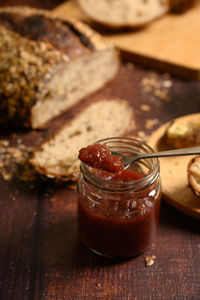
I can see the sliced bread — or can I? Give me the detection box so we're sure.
[30,98,134,181]
[188,156,200,197]
[0,6,119,128]
[78,0,170,28]
[165,118,200,149]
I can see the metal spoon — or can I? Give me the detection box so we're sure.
[111,146,200,170]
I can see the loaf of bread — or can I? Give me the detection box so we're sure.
[188,155,200,197]
[78,0,169,28]
[30,98,134,181]
[0,6,119,128]
[164,118,200,149]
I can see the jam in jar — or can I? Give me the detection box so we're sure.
[77,137,162,258]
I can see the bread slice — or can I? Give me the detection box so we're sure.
[0,6,119,128]
[164,118,200,149]
[78,0,169,28]
[78,0,195,28]
[188,155,200,197]
[30,99,134,181]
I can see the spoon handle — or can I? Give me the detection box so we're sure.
[143,146,200,160]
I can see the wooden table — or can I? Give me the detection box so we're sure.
[0,1,200,299]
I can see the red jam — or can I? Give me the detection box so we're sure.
[77,142,161,258]
[78,144,124,172]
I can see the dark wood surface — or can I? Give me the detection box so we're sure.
[0,1,200,300]
[0,0,64,9]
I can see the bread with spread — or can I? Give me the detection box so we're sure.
[164,118,200,149]
[0,6,119,128]
[30,98,134,181]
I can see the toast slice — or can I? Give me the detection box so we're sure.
[30,98,134,181]
[188,156,200,197]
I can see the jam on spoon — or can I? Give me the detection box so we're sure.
[78,143,124,172]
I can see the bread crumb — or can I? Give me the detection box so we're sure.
[145,119,159,130]
[133,131,150,143]
[2,140,9,147]
[2,171,12,181]
[140,104,151,112]
[67,183,77,190]
[163,80,172,88]
[154,89,171,102]
[0,139,35,182]
[141,72,172,102]
[126,62,134,70]
[145,255,156,267]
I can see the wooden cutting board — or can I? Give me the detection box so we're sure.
[148,113,200,220]
[53,1,200,80]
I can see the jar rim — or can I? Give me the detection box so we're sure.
[80,137,160,192]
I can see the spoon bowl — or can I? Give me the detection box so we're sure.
[111,146,200,170]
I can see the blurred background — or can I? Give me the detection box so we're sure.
[0,0,64,9]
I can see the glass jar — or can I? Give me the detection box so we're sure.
[77,137,162,258]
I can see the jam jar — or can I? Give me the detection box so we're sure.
[77,137,162,258]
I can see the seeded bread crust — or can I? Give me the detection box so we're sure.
[30,98,134,181]
[188,155,200,197]
[0,6,119,128]
[0,25,69,127]
[0,6,109,51]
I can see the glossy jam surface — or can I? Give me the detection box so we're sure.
[93,168,144,182]
[78,168,161,258]
[78,144,124,172]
